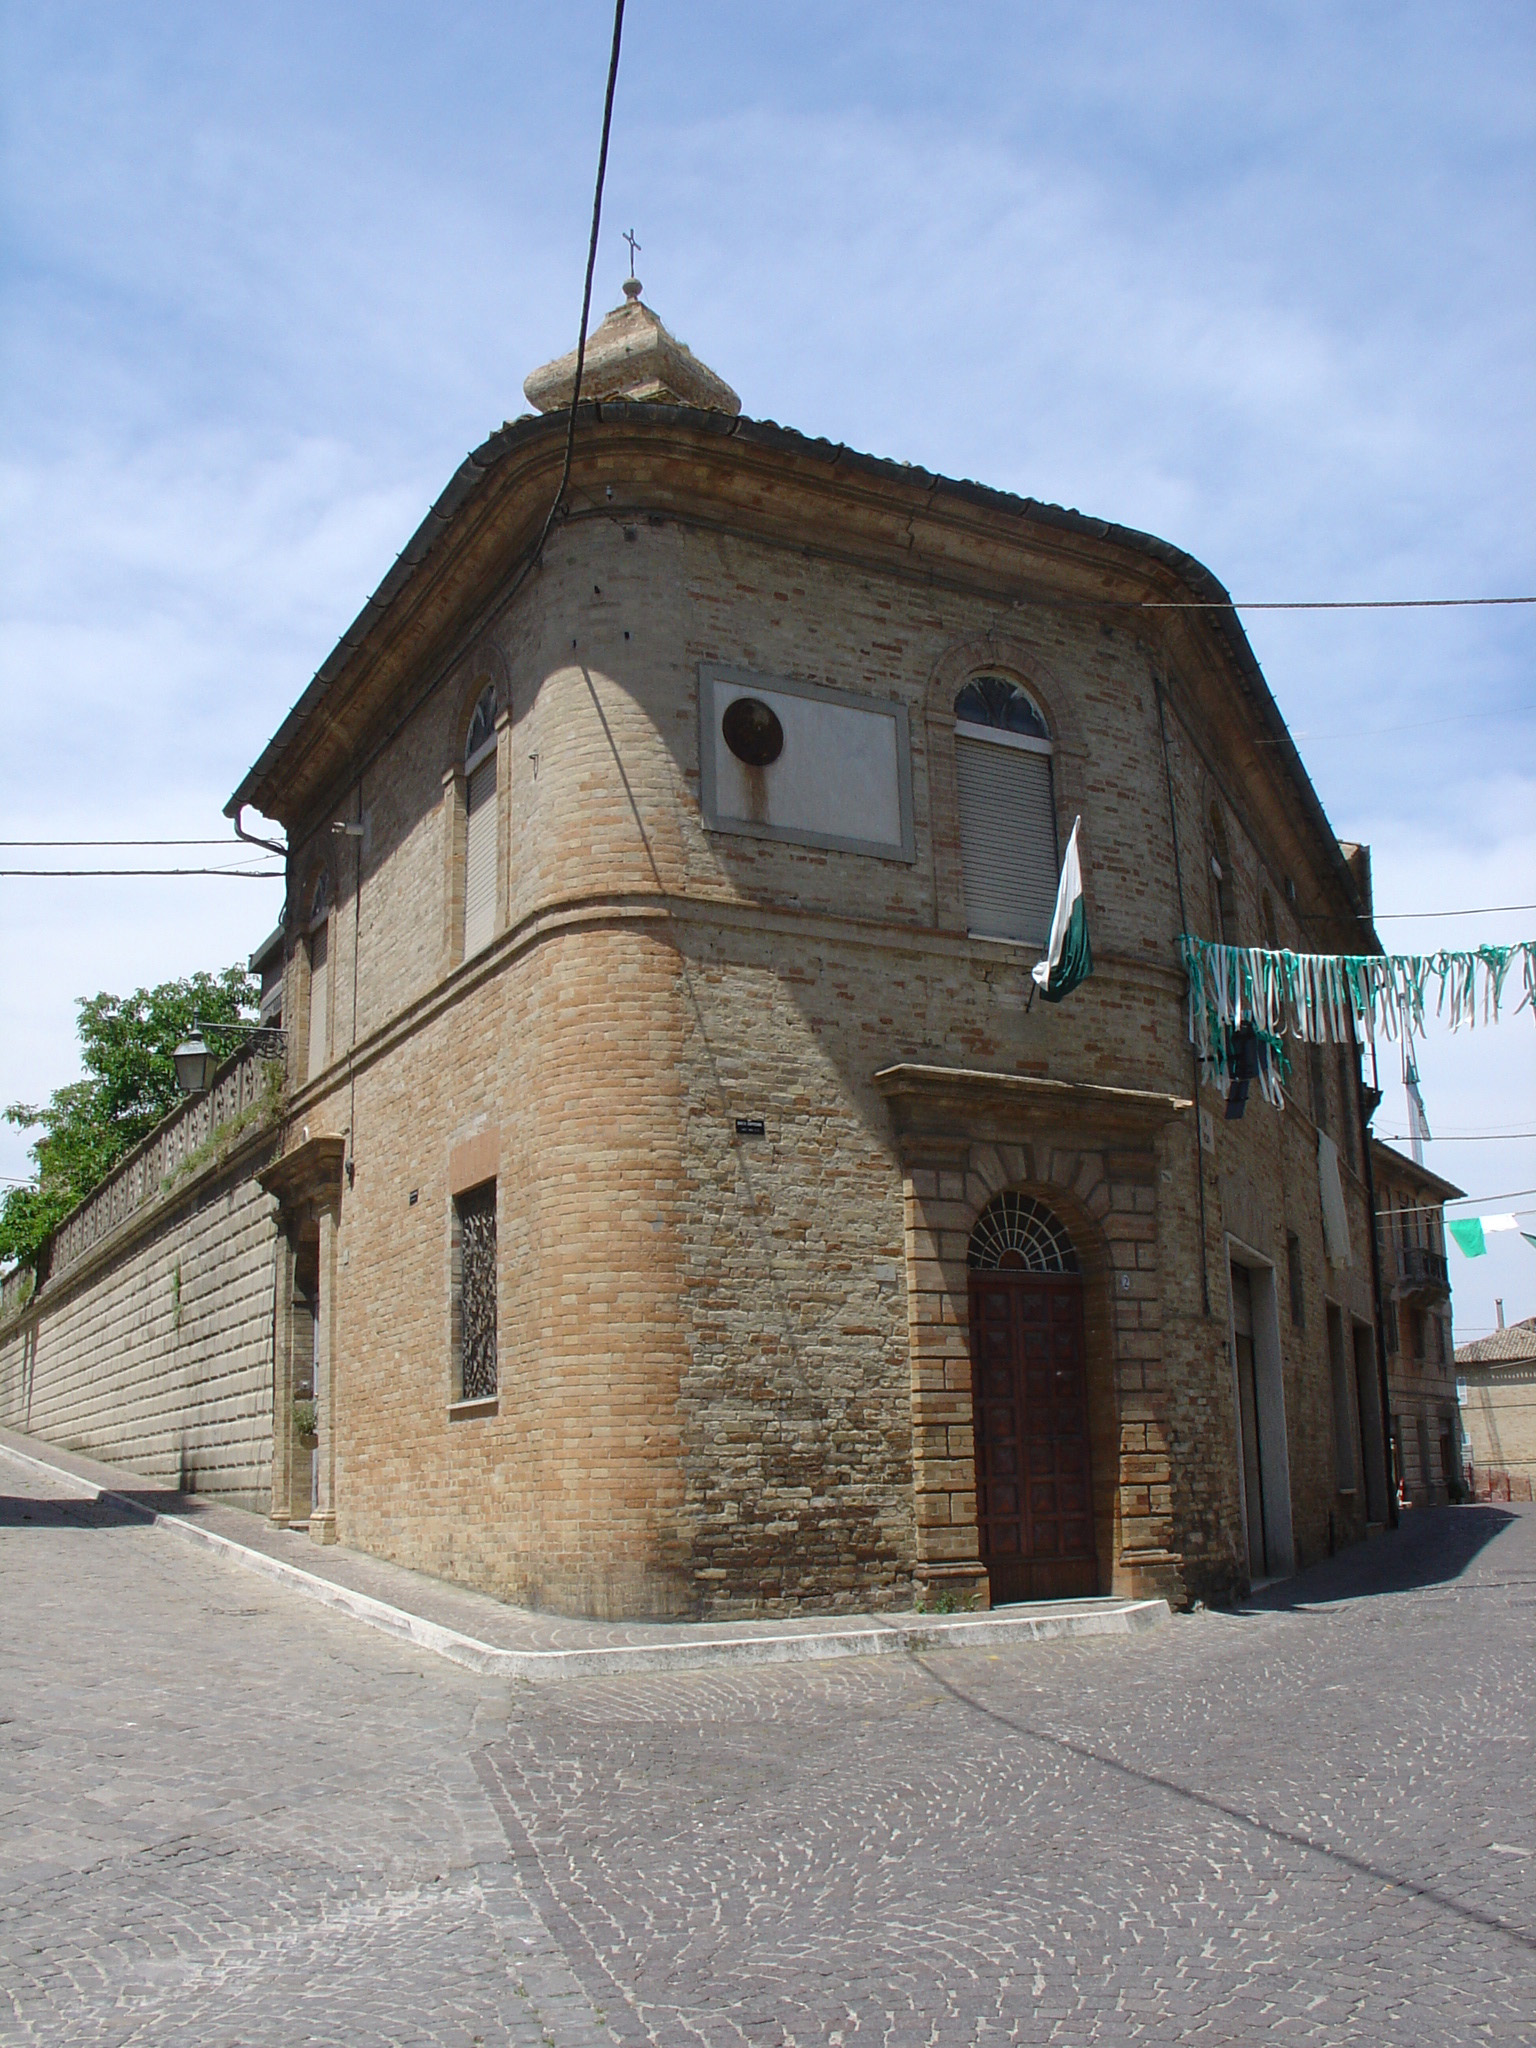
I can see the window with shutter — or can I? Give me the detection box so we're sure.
[952,676,1059,945]
[464,755,497,958]
[306,920,329,1082]
[462,683,498,960]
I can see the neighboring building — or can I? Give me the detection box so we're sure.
[1371,1140,1464,1503]
[250,925,286,1029]
[2,284,1400,1615]
[1458,1313,1536,1503]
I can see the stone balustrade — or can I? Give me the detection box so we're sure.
[43,1049,282,1287]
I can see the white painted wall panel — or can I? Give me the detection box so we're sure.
[701,671,913,859]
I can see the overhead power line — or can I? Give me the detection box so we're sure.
[524,0,626,577]
[1260,701,1535,744]
[1367,905,1536,921]
[0,838,246,849]
[0,866,284,879]
[1137,595,1536,611]
[1379,1131,1536,1144]
[1384,1187,1536,1212]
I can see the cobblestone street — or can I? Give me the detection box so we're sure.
[2,1465,1532,2046]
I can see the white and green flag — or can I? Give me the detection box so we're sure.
[1447,1215,1520,1258]
[1032,815,1092,1004]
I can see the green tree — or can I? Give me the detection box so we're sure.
[1,965,258,1269]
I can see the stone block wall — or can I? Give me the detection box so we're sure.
[0,1116,280,1509]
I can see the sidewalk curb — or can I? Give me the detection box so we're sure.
[0,1438,1170,1680]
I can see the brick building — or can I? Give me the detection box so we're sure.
[1458,1312,1536,1502]
[1370,1139,1464,1504]
[4,284,1400,1613]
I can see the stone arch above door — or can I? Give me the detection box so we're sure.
[875,1062,1191,1609]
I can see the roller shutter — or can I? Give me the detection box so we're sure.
[306,922,329,1082]
[954,734,1059,945]
[463,755,497,959]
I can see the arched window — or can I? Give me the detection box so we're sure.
[306,870,331,1084]
[953,676,1058,945]
[1208,806,1237,945]
[967,1192,1080,1273]
[1261,888,1279,950]
[463,684,498,959]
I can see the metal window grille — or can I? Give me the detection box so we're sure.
[455,1182,497,1400]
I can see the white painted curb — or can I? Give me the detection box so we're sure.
[1,1438,1170,1680]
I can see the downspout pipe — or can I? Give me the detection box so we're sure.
[231,805,288,859]
[1355,1042,1398,1529]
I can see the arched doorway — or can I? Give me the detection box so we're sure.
[968,1192,1097,1602]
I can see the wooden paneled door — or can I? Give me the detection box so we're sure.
[969,1271,1097,1602]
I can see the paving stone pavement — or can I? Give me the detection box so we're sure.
[0,1429,1167,1673]
[2,1466,1533,2047]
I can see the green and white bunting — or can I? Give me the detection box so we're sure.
[1179,934,1536,1097]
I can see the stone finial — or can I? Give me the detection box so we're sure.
[522,280,741,416]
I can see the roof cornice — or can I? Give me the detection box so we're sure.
[225,404,1372,930]
[1370,1138,1466,1204]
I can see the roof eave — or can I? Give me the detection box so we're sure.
[1369,1138,1466,1203]
[225,405,1373,933]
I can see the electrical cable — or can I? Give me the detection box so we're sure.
[1363,905,1536,921]
[524,0,626,577]
[1298,903,1536,923]
[264,0,627,847]
[1378,1131,1536,1143]
[1153,672,1212,1319]
[0,867,284,879]
[1259,703,1536,744]
[1135,596,1536,611]
[1379,1186,1536,1217]
[0,838,240,848]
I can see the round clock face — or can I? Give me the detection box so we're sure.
[721,695,784,767]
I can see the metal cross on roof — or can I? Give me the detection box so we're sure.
[623,228,641,278]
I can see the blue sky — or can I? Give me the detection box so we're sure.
[2,1,1533,1332]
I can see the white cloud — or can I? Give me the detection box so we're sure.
[1360,794,1536,1343]
[2,0,1532,1237]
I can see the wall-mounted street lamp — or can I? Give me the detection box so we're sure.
[173,1018,287,1096]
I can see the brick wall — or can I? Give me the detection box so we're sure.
[1460,1367,1536,1500]
[260,491,1383,1615]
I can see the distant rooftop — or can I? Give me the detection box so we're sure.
[1456,1316,1536,1369]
